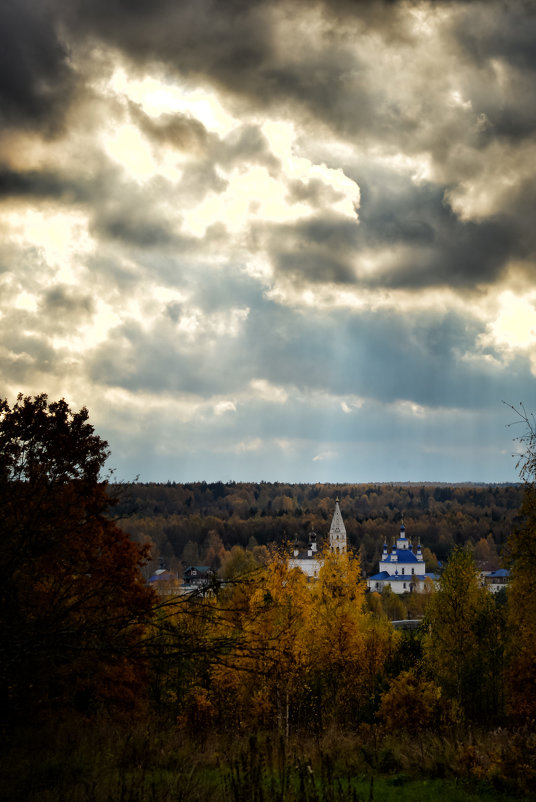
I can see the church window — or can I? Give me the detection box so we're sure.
[401,568,405,575]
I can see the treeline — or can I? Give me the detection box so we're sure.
[112,481,523,577]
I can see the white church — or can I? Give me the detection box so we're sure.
[288,501,437,594]
[367,520,438,595]
[288,498,347,578]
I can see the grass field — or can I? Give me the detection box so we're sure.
[2,718,535,802]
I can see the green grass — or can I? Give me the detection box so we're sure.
[1,718,533,802]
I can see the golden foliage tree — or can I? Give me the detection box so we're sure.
[378,669,442,733]
[204,547,397,734]
[423,547,504,722]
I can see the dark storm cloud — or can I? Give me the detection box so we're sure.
[92,205,176,248]
[85,284,532,416]
[4,0,534,155]
[0,167,62,199]
[128,102,209,151]
[0,0,76,132]
[53,0,532,159]
[287,178,350,207]
[264,163,521,291]
[453,3,536,74]
[243,303,486,409]
[42,285,94,317]
[29,0,388,144]
[0,161,181,249]
[215,125,280,172]
[0,329,59,383]
[265,217,360,285]
[0,165,92,202]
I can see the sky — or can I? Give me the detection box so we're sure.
[1,0,536,484]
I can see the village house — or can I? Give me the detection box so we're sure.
[182,565,215,593]
[481,567,510,593]
[148,566,181,596]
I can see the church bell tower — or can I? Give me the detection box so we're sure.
[329,498,347,554]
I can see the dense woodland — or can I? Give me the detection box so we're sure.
[2,395,536,801]
[114,481,523,578]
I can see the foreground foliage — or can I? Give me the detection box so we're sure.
[148,548,398,735]
[1,715,532,802]
[0,394,154,720]
[424,548,506,723]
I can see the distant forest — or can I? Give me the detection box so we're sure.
[111,482,524,578]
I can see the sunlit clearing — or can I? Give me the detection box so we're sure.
[152,286,188,304]
[108,68,236,134]
[182,165,311,235]
[263,119,360,214]
[14,291,38,312]
[490,291,536,349]
[448,90,472,110]
[182,151,359,237]
[371,148,433,185]
[5,208,94,278]
[101,124,156,181]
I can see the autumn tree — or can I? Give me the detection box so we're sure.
[207,548,396,734]
[213,550,312,734]
[377,669,442,733]
[423,547,504,723]
[219,544,261,580]
[294,549,398,728]
[0,394,154,719]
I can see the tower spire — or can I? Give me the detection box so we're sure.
[329,497,347,554]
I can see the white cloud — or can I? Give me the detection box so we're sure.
[313,451,337,462]
[4,207,95,279]
[14,291,38,312]
[233,438,263,453]
[444,140,536,222]
[249,379,288,403]
[214,400,237,415]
